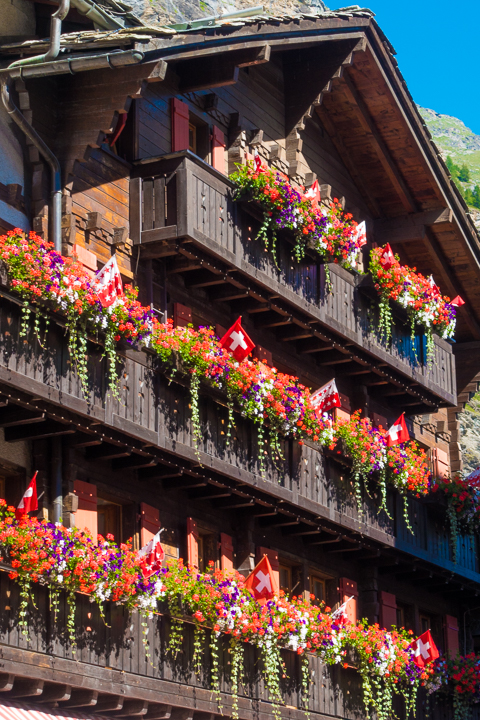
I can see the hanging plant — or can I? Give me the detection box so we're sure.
[369,246,456,362]
[230,162,364,270]
[431,471,480,563]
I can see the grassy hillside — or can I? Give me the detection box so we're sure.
[418,106,480,209]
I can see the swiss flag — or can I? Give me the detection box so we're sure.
[219,317,255,363]
[379,243,395,270]
[428,275,441,298]
[386,413,409,446]
[451,295,465,307]
[137,530,165,579]
[353,221,367,248]
[305,180,321,207]
[410,630,439,668]
[93,255,123,308]
[15,472,38,520]
[245,555,278,603]
[310,378,341,413]
[254,150,262,172]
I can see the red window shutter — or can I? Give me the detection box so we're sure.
[338,577,358,624]
[140,502,160,547]
[171,98,190,152]
[220,532,234,571]
[173,302,192,328]
[379,591,397,631]
[256,546,279,589]
[74,480,97,540]
[212,125,226,173]
[445,615,459,656]
[187,517,199,568]
[334,393,351,423]
[432,448,449,479]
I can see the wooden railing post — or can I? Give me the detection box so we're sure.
[129,177,142,245]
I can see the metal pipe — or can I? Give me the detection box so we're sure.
[1,78,62,251]
[70,0,124,30]
[51,436,63,524]
[3,49,145,79]
[9,0,71,68]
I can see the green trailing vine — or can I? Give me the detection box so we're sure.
[210,631,223,711]
[230,640,245,720]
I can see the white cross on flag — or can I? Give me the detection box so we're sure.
[379,243,395,270]
[410,629,439,668]
[310,378,341,413]
[245,555,278,603]
[353,221,367,248]
[93,255,123,308]
[330,596,355,623]
[219,317,255,363]
[15,472,38,520]
[137,530,165,579]
[386,413,409,447]
[305,180,321,207]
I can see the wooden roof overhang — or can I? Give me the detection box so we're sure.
[132,17,480,392]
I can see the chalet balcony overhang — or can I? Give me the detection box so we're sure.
[0,291,475,586]
[130,151,457,411]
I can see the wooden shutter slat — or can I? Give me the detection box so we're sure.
[74,480,98,540]
[140,502,160,547]
[338,577,358,624]
[187,517,199,568]
[212,125,226,173]
[220,532,234,571]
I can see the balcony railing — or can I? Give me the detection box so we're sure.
[0,570,466,720]
[130,151,456,407]
[0,294,474,580]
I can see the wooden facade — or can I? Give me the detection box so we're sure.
[1,5,480,720]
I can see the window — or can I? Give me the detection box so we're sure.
[279,564,292,594]
[198,530,219,572]
[189,123,197,153]
[310,575,326,604]
[420,613,431,635]
[97,497,122,541]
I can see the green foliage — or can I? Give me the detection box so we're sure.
[446,156,480,209]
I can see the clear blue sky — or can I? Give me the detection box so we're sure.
[329,1,480,135]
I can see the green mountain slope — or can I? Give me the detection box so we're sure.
[418,106,480,210]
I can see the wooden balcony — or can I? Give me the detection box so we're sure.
[0,569,464,720]
[0,293,475,585]
[130,151,456,410]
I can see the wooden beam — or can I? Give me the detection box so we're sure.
[86,444,132,462]
[4,421,74,442]
[315,103,381,217]
[341,72,417,213]
[62,690,98,708]
[0,674,14,692]
[0,406,45,427]
[178,56,240,93]
[112,454,157,471]
[109,700,149,717]
[374,208,453,244]
[96,697,125,712]
[145,705,172,720]
[38,684,72,703]
[11,678,44,698]
[140,465,184,482]
[214,497,255,509]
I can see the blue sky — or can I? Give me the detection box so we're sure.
[329,1,480,135]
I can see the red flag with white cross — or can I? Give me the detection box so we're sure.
[353,220,367,248]
[305,180,321,207]
[245,555,278,602]
[219,317,255,363]
[93,255,123,308]
[410,630,439,668]
[15,472,38,520]
[386,413,409,447]
[379,243,395,270]
[137,530,165,579]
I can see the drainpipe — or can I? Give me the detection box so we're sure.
[9,0,71,68]
[1,79,62,252]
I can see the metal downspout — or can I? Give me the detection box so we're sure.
[1,79,62,252]
[9,0,71,68]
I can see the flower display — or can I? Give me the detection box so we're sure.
[0,230,431,515]
[425,655,480,720]
[230,161,364,269]
[369,246,456,361]
[0,502,423,720]
[431,472,480,562]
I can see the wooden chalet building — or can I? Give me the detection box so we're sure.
[1,2,480,719]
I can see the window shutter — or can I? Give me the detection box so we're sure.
[212,125,226,173]
[256,546,279,589]
[140,502,160,547]
[187,517,199,568]
[173,302,192,328]
[379,591,397,630]
[338,577,358,624]
[220,532,234,571]
[74,480,97,540]
[444,614,459,656]
[171,98,190,152]
[431,448,449,479]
